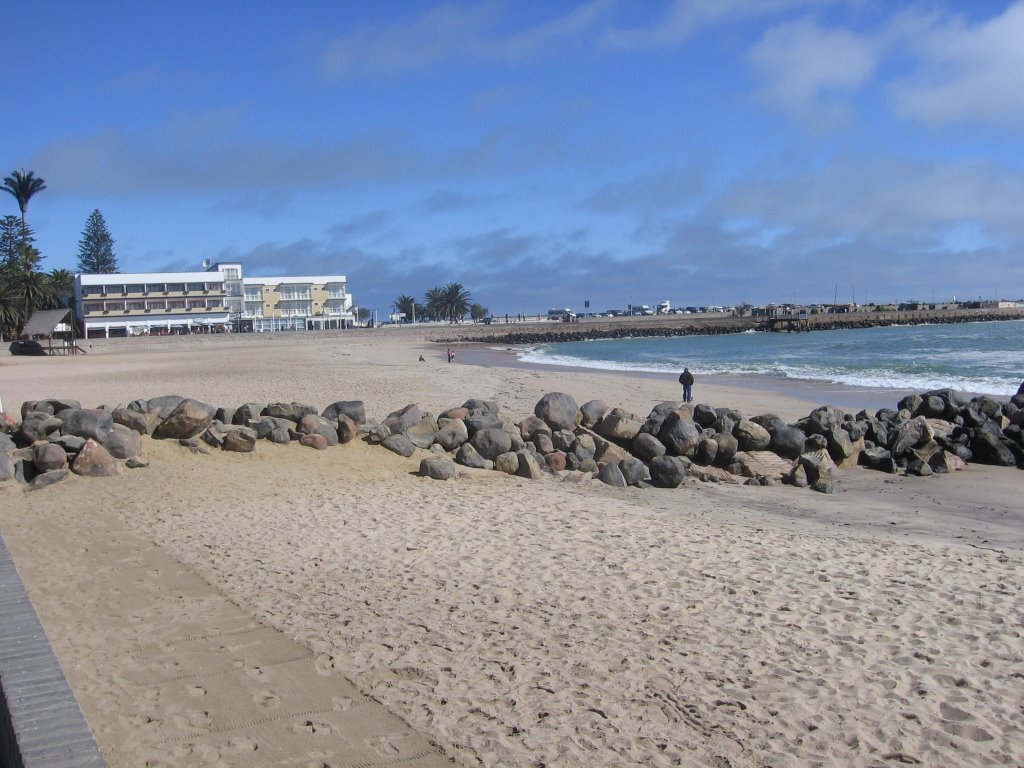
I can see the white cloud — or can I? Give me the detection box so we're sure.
[748,16,880,128]
[889,2,1024,128]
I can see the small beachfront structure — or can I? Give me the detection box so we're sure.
[73,262,354,338]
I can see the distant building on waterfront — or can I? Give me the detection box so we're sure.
[73,261,354,338]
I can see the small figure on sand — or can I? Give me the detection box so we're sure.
[447,348,455,364]
[679,367,694,403]
[418,355,426,362]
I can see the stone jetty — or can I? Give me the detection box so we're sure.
[3,383,1022,494]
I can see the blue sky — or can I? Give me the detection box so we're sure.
[6,1,1023,314]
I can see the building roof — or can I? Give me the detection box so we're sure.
[22,309,72,337]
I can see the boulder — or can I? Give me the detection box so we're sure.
[632,432,667,462]
[693,437,718,466]
[534,392,579,431]
[269,427,291,445]
[322,400,366,425]
[494,452,519,474]
[0,433,17,453]
[801,405,846,437]
[592,434,634,465]
[579,400,608,429]
[146,395,187,419]
[515,451,545,480]
[905,457,933,477]
[889,416,934,457]
[551,429,576,452]
[112,407,149,434]
[154,398,217,440]
[929,450,966,474]
[798,449,838,485]
[470,427,513,461]
[734,420,771,452]
[969,431,1016,466]
[102,425,143,459]
[859,447,896,473]
[21,413,63,443]
[29,468,69,490]
[233,403,268,423]
[533,433,555,455]
[382,434,416,457]
[420,456,457,480]
[462,398,499,414]
[298,414,340,446]
[455,442,488,469]
[642,401,687,436]
[572,433,597,462]
[336,414,359,443]
[596,414,642,443]
[769,426,806,460]
[202,423,227,448]
[33,443,67,472]
[649,455,687,488]
[619,458,646,487]
[404,415,439,449]
[223,428,257,452]
[692,403,718,429]
[383,404,424,434]
[545,451,567,471]
[265,402,318,422]
[811,479,843,494]
[60,408,114,443]
[714,433,738,466]
[440,406,470,420]
[658,411,701,456]
[299,433,330,450]
[519,415,552,441]
[435,419,469,451]
[825,427,855,464]
[464,411,502,435]
[70,439,120,477]
[597,462,627,488]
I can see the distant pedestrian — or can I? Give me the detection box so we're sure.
[447,348,455,363]
[679,367,694,403]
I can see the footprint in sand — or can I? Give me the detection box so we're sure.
[245,666,268,682]
[292,720,333,735]
[331,696,353,711]
[254,691,281,710]
[367,735,401,756]
[186,685,206,697]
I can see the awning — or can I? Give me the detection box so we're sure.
[21,309,72,337]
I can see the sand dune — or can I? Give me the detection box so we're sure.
[1,332,1022,767]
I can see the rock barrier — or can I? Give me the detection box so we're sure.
[2,383,1022,493]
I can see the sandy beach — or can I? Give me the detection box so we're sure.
[1,329,1022,767]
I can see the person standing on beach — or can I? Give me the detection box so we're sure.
[447,348,455,363]
[679,367,694,403]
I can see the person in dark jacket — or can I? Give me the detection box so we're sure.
[679,367,694,403]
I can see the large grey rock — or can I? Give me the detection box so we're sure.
[223,427,258,452]
[579,400,608,429]
[494,452,519,474]
[298,414,340,446]
[265,402,318,423]
[146,395,187,419]
[649,455,687,488]
[970,431,1016,466]
[70,439,120,477]
[0,433,18,453]
[929,450,966,474]
[597,462,627,488]
[619,458,646,487]
[33,442,68,472]
[714,432,738,466]
[769,425,806,460]
[22,398,81,417]
[632,432,666,462]
[825,426,855,463]
[464,411,502,435]
[234,403,268,423]
[515,451,545,480]
[734,419,771,452]
[435,419,469,451]
[322,400,366,425]
[596,414,642,443]
[112,407,148,434]
[61,408,114,443]
[102,425,143,459]
[692,403,718,429]
[154,398,217,439]
[382,434,416,457]
[658,411,701,456]
[470,427,512,461]
[405,414,439,449]
[462,398,500,414]
[890,416,932,457]
[29,468,70,490]
[534,392,579,431]
[420,456,457,480]
[693,437,718,465]
[859,447,896,473]
[801,405,846,437]
[518,415,551,441]
[798,449,838,485]
[21,413,63,443]
[337,415,358,443]
[573,433,597,462]
[455,442,488,469]
[642,402,685,436]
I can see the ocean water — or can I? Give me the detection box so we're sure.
[517,320,1024,396]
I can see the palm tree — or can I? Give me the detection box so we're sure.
[392,294,418,323]
[440,282,471,323]
[423,286,445,321]
[48,268,75,309]
[0,275,19,341]
[2,169,47,226]
[13,269,52,328]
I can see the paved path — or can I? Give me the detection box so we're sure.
[0,500,450,768]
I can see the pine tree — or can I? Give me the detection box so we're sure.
[76,209,118,273]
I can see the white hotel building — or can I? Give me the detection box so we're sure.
[74,261,354,338]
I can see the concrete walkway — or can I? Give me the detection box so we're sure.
[0,501,450,767]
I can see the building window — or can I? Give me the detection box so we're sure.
[127,302,146,310]
[167,300,186,309]
[187,282,206,292]
[223,268,239,279]
[125,284,145,293]
[166,283,185,293]
[148,301,166,310]
[188,299,207,309]
[146,283,165,293]
[82,285,103,297]
[84,302,104,313]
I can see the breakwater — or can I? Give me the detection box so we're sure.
[431,308,1024,345]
